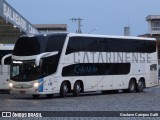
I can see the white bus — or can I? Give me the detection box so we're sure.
[9,33,158,98]
[0,44,14,93]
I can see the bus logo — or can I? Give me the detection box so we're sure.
[2,112,11,117]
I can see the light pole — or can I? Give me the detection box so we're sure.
[71,18,83,33]
[88,28,98,34]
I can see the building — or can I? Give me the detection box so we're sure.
[0,0,38,43]
[124,26,130,36]
[34,24,67,33]
[147,15,160,36]
[139,15,160,40]
[139,15,160,59]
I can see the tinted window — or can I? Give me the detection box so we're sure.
[13,36,44,56]
[10,60,41,82]
[62,63,130,76]
[41,55,59,76]
[46,35,66,52]
[66,37,156,54]
[66,37,98,54]
[43,35,66,75]
[13,34,67,56]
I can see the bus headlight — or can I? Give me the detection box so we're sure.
[9,83,13,87]
[33,82,39,87]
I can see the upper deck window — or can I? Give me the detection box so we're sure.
[13,34,67,56]
[13,36,43,56]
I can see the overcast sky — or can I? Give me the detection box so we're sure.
[6,0,160,36]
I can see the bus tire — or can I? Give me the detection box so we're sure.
[73,81,81,97]
[32,94,39,99]
[128,79,136,93]
[60,82,68,98]
[136,79,145,92]
[46,94,53,98]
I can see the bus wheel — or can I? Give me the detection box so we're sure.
[73,81,81,97]
[128,79,136,93]
[32,94,39,99]
[136,79,145,92]
[60,82,68,98]
[46,94,53,98]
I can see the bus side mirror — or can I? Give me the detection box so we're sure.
[1,54,12,66]
[35,52,58,66]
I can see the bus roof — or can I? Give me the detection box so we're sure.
[22,33,156,41]
[68,33,156,41]
[21,32,68,37]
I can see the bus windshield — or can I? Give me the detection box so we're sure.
[11,60,41,82]
[11,54,61,81]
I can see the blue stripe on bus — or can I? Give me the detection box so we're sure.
[38,79,43,92]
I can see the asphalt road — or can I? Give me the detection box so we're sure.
[1,86,160,120]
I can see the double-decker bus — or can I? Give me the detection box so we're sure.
[0,44,14,93]
[9,33,158,98]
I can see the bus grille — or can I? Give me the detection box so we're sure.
[13,84,33,89]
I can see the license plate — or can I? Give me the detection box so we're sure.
[20,91,25,94]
